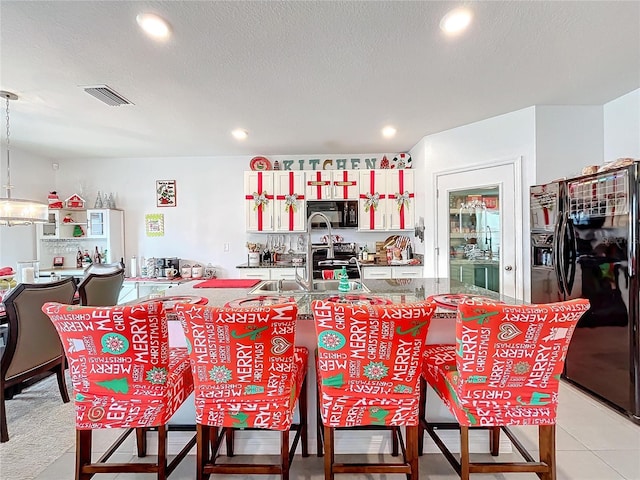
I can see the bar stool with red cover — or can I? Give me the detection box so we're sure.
[174,302,308,480]
[42,301,196,480]
[419,298,590,479]
[311,299,436,480]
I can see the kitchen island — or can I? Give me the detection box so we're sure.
[155,277,515,455]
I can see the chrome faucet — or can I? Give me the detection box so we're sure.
[295,212,335,291]
[485,225,493,258]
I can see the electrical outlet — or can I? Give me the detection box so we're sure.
[224,242,230,252]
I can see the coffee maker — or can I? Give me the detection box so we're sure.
[155,257,180,277]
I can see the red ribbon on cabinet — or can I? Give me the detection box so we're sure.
[334,170,357,199]
[388,170,414,229]
[245,172,273,231]
[306,171,330,199]
[359,171,385,229]
[276,171,305,231]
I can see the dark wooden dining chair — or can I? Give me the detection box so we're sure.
[77,265,124,306]
[419,298,590,479]
[311,299,435,480]
[0,277,76,442]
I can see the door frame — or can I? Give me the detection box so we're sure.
[432,156,524,300]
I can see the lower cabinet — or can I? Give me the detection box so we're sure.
[237,268,271,280]
[237,268,305,281]
[362,267,392,280]
[453,262,499,292]
[362,265,423,280]
[391,266,423,279]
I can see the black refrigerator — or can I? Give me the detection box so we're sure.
[530,162,640,423]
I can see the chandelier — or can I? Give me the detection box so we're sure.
[0,91,48,226]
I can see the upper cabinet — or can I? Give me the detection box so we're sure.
[274,171,306,232]
[244,171,306,232]
[358,169,415,231]
[305,170,359,200]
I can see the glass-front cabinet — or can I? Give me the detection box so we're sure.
[448,187,500,292]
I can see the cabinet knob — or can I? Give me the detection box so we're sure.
[504,265,513,271]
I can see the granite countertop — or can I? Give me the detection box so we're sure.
[157,277,512,320]
[449,258,499,266]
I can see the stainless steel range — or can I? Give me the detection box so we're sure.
[312,242,360,279]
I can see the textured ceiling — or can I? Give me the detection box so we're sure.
[0,1,638,160]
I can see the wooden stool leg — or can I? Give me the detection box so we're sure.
[324,425,334,480]
[136,427,147,457]
[489,426,500,456]
[225,427,235,457]
[460,426,470,480]
[418,377,426,455]
[316,382,324,457]
[196,424,211,480]
[299,376,309,457]
[406,425,419,480]
[539,425,557,480]
[392,426,400,456]
[76,429,92,480]
[156,425,167,480]
[281,430,290,480]
[56,361,70,403]
[0,385,8,443]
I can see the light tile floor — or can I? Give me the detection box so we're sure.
[34,383,640,480]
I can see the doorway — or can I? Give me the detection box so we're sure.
[435,160,522,299]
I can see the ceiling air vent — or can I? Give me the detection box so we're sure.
[82,85,134,106]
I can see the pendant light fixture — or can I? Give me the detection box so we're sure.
[0,91,48,226]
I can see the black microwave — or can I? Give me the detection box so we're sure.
[306,200,358,229]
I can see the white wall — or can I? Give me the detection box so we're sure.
[535,106,604,183]
[0,149,51,267]
[412,107,536,300]
[604,88,640,160]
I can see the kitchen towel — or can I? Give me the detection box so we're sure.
[193,279,261,289]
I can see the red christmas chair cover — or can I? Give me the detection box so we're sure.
[175,302,307,431]
[42,302,194,429]
[312,300,435,427]
[423,298,590,427]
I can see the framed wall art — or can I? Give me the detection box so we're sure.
[145,213,165,237]
[156,180,177,207]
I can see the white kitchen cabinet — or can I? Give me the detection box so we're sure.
[244,171,275,232]
[305,170,359,200]
[358,170,388,230]
[271,267,305,280]
[391,266,423,279]
[37,208,124,271]
[362,267,392,280]
[274,171,306,232]
[386,169,415,231]
[237,267,305,281]
[358,169,415,232]
[245,171,306,232]
[237,268,272,280]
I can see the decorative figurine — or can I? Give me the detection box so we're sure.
[48,191,63,209]
[94,191,103,208]
[65,193,86,209]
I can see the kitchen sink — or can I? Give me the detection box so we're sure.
[248,280,307,294]
[248,279,369,294]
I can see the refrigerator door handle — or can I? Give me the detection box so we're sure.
[565,215,577,296]
[553,213,566,296]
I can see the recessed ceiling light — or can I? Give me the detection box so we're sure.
[440,7,473,35]
[382,126,397,138]
[136,13,171,39]
[232,129,249,140]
